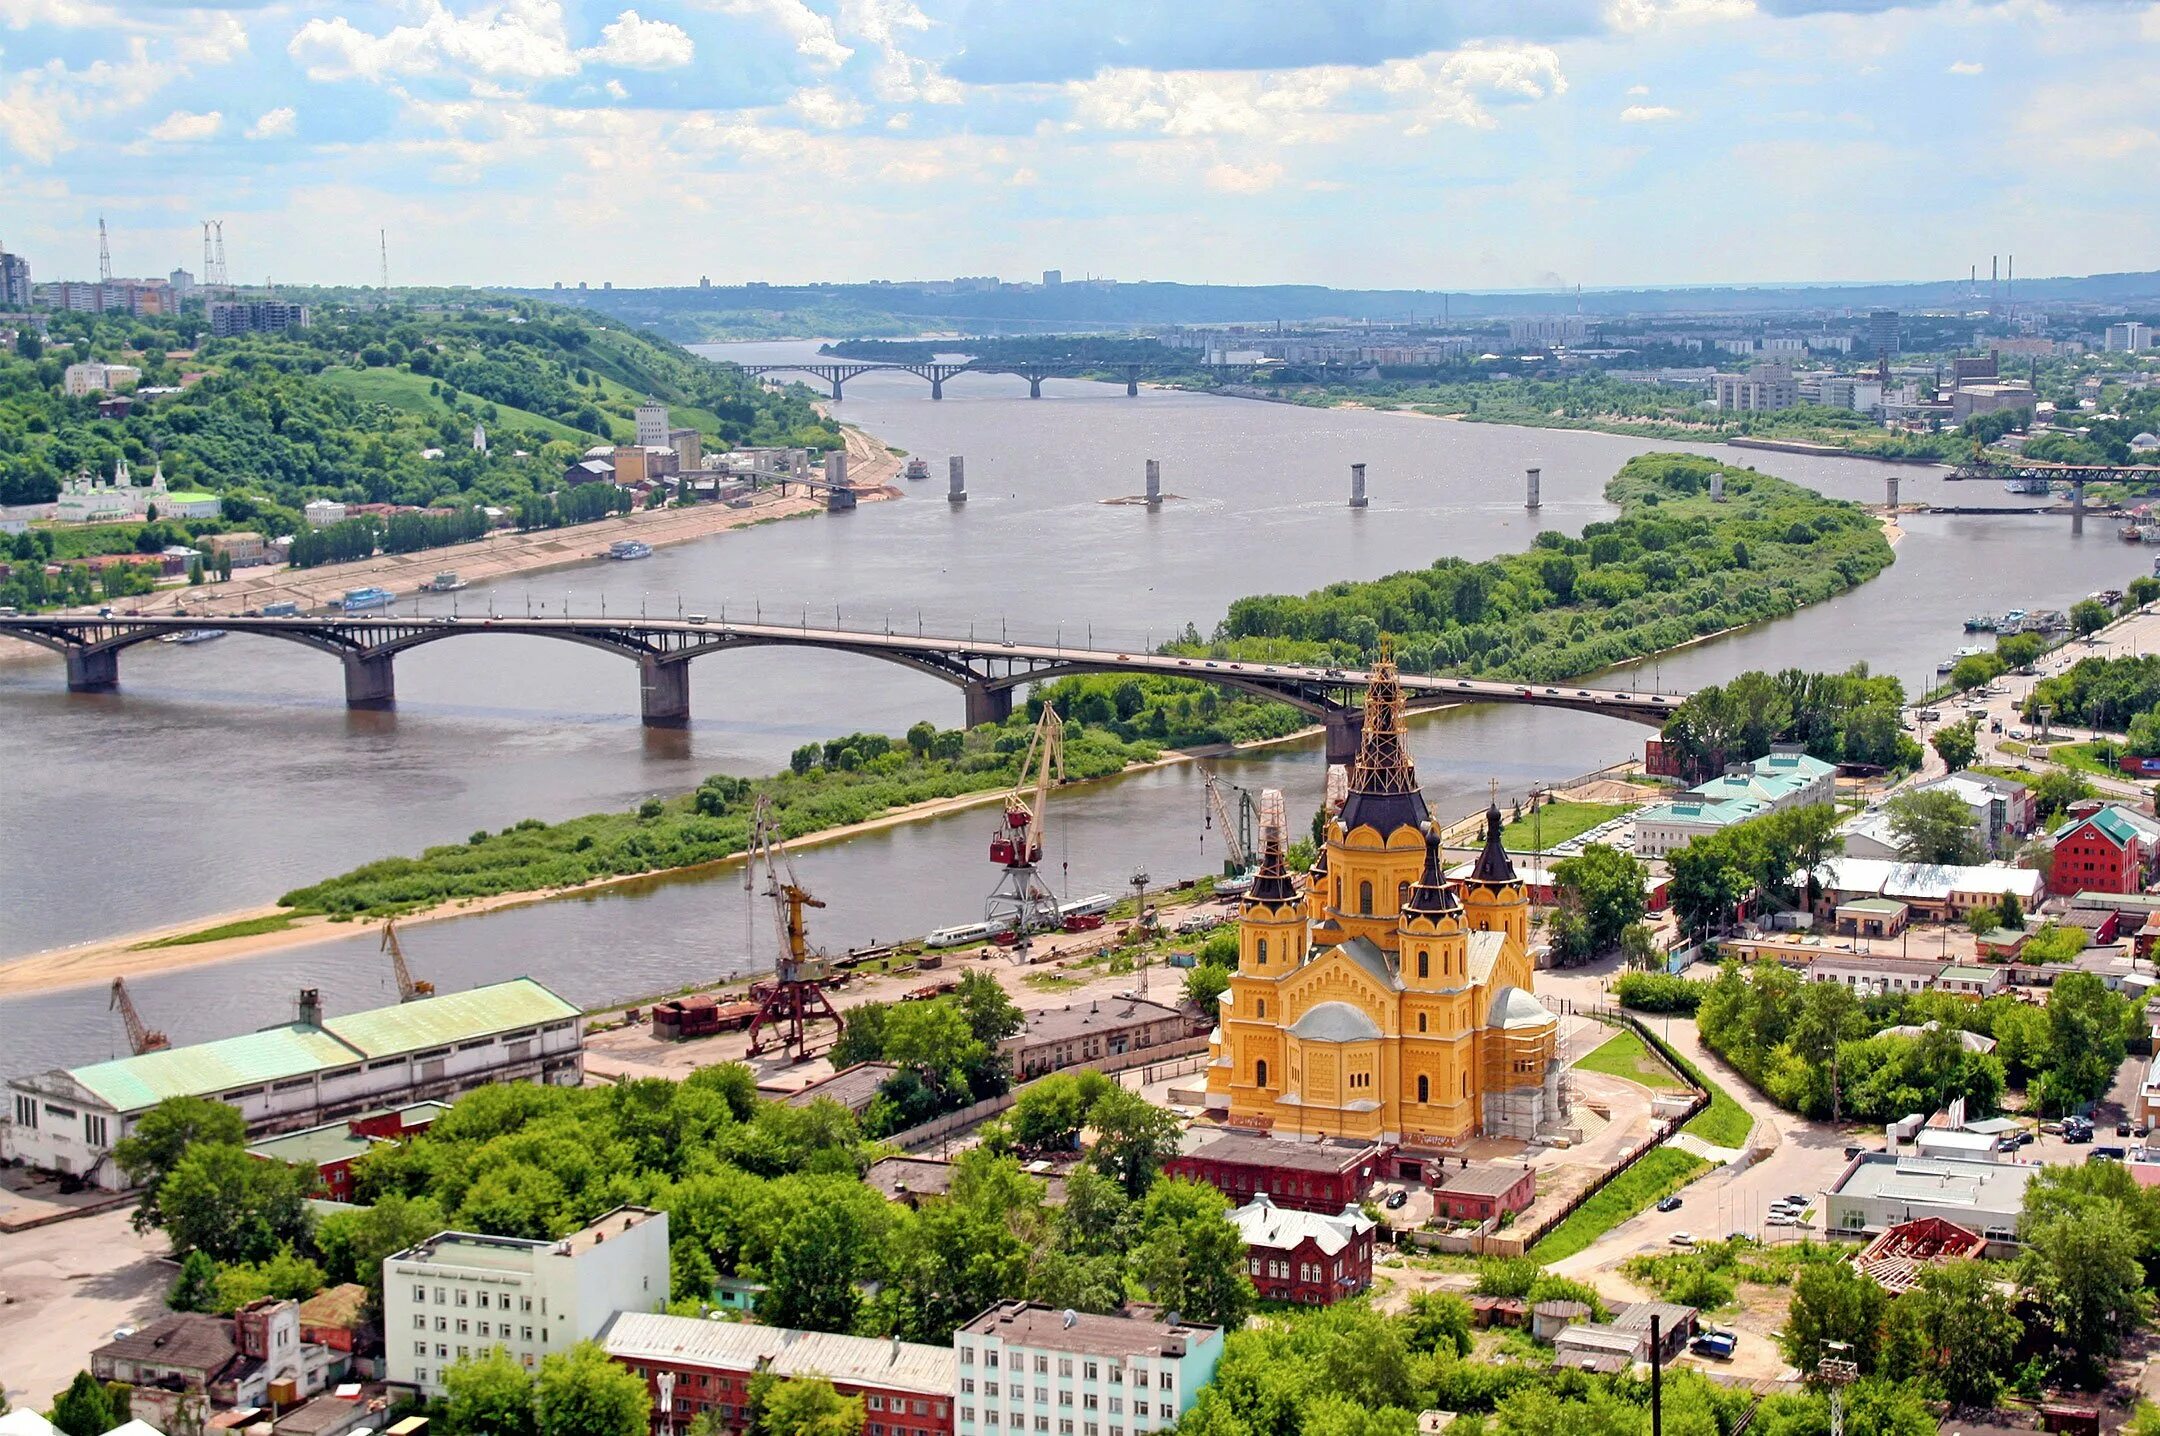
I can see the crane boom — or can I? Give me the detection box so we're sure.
[985,705,1067,935]
[109,977,170,1054]
[1201,767,1251,870]
[742,794,844,1060]
[381,918,434,1002]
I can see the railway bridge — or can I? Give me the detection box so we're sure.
[0,613,1685,756]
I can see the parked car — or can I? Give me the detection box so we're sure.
[1385,1189,1409,1210]
[1667,1231,1696,1247]
[1656,1195,1683,1213]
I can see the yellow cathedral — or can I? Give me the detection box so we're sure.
[1205,654,1561,1147]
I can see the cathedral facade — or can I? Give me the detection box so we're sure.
[1204,656,1560,1147]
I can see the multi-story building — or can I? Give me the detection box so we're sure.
[1227,1194,1375,1305]
[3,979,583,1190]
[1164,1131,1382,1211]
[954,1302,1223,1436]
[1712,364,1799,412]
[635,403,671,449]
[1506,316,1586,347]
[602,1312,955,1436]
[2105,322,2152,353]
[1949,382,2037,423]
[1002,997,1194,1080]
[2049,803,2159,895]
[207,299,311,336]
[63,362,143,396]
[304,498,349,526]
[36,279,173,315]
[0,248,30,307]
[1809,376,1883,412]
[386,1207,669,1395]
[1867,309,1901,357]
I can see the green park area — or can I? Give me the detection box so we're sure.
[1499,800,1631,852]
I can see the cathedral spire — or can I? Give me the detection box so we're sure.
[1247,816,1298,904]
[1403,823,1459,915]
[1470,786,1516,884]
[1336,640,1429,836]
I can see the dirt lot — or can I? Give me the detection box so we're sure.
[0,1206,171,1412]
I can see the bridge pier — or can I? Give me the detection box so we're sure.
[66,647,119,691]
[1028,376,1043,399]
[965,682,1013,728]
[829,378,845,402]
[931,377,943,400]
[1125,367,1140,398]
[2073,479,2086,535]
[1324,709,1363,766]
[342,652,396,709]
[640,656,692,728]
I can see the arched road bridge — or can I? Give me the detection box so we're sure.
[0,613,1685,759]
[739,358,1362,402]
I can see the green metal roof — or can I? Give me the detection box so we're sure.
[2056,806,2144,849]
[322,978,578,1057]
[70,1023,360,1113]
[247,1122,374,1168]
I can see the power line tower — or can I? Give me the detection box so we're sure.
[379,229,391,294]
[212,221,229,289]
[202,221,216,286]
[97,215,112,283]
[1818,1345,1859,1436]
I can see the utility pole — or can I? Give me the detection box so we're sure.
[1649,1314,1663,1436]
[379,229,390,294]
[1819,1345,1859,1436]
[98,215,112,284]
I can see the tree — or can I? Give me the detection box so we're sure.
[954,970,1025,1047]
[536,1342,650,1436]
[2030,769,2095,823]
[113,1095,247,1233]
[1996,891,2024,930]
[156,1143,317,1263]
[167,1249,220,1313]
[315,1192,447,1301]
[1888,1260,2020,1407]
[1619,923,1661,971]
[211,1245,326,1314]
[759,1197,869,1333]
[214,548,233,581]
[47,1372,119,1436]
[2072,599,2111,637]
[2039,972,2131,1113]
[1551,844,1649,952]
[443,1346,539,1436]
[747,1374,863,1436]
[1131,1179,1255,1330]
[186,555,205,586]
[1085,1086,1183,1197]
[1883,789,1983,865]
[1779,1262,1887,1376]
[671,1236,718,1304]
[1402,1291,1474,1357]
[1931,719,1979,773]
[2020,1200,2145,1363]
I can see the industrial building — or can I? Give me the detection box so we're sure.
[386,1206,668,1395]
[2,978,583,1190]
[1821,1151,2037,1241]
[954,1303,1223,1436]
[1003,996,1193,1079]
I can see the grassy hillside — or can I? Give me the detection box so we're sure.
[315,366,607,445]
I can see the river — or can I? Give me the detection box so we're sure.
[0,340,2136,1074]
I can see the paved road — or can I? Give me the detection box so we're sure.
[0,1206,169,1411]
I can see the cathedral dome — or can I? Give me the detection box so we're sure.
[1290,1001,1383,1043]
[1487,986,1552,1029]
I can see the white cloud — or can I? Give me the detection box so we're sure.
[788,86,867,128]
[1620,104,1680,122]
[702,0,851,68]
[1204,158,1283,193]
[1947,60,1983,75]
[146,107,222,142]
[245,106,295,140]
[0,28,224,163]
[1606,0,1753,30]
[605,77,628,98]
[1626,83,1650,96]
[592,9,694,69]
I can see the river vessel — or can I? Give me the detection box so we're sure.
[903,457,931,481]
[607,539,653,560]
[422,571,468,592]
[338,587,395,612]
[160,628,227,644]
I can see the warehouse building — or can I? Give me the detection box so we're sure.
[3,979,583,1190]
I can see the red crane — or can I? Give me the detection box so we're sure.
[109,977,170,1054]
[743,795,845,1062]
[985,703,1065,935]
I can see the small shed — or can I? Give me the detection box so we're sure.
[1835,897,1908,939]
[1530,1300,1592,1342]
[1612,1301,1698,1360]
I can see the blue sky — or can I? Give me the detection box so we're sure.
[2,0,2155,289]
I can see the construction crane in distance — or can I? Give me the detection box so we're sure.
[381,919,435,1002]
[1201,766,1259,897]
[743,794,844,1061]
[986,703,1066,934]
[109,977,170,1054]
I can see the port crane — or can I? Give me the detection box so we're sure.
[109,977,170,1054]
[381,919,435,1002]
[1201,767,1259,894]
[986,703,1066,935]
[743,794,845,1061]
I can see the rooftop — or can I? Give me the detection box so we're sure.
[1830,1153,2039,1215]
[959,1301,1219,1359]
[1433,1163,1536,1200]
[1176,1130,1382,1176]
[393,1206,662,1271]
[1836,898,1907,915]
[92,1312,238,1374]
[865,1154,1068,1205]
[601,1311,955,1396]
[773,1062,899,1114]
[1013,997,1187,1046]
[1228,1193,1374,1257]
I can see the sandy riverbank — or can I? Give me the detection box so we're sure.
[0,427,901,669]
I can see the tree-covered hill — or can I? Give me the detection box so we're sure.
[0,296,839,514]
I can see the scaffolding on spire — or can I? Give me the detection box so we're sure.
[1348,644,1418,796]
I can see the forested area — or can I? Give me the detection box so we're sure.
[1657,666,1921,774]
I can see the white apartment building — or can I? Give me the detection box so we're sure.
[2105,322,2152,353]
[635,403,670,449]
[386,1206,669,1395]
[64,362,142,396]
[303,498,348,526]
[1712,365,1799,412]
[954,1302,1223,1436]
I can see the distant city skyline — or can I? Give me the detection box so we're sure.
[3,0,2155,291]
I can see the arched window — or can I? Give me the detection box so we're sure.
[1417,951,1429,980]
[1417,1075,1430,1104]
[1255,1059,1269,1088]
[1462,1071,1470,1097]
[1417,1012,1428,1033]
[1359,880,1373,915]
[1256,937,1268,965]
[1256,999,1266,1019]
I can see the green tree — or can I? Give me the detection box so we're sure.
[760,1197,869,1333]
[167,1249,220,1313]
[2039,972,2131,1113]
[443,1346,539,1436]
[47,1372,119,1436]
[2030,769,2096,823]
[157,1143,317,1263]
[1131,1178,1255,1330]
[186,555,205,586]
[314,1192,448,1304]
[1887,1260,2020,1406]
[113,1095,248,1234]
[904,720,936,758]
[2020,1199,2146,1363]
[536,1342,650,1436]
[1779,1262,1887,1376]
[1184,961,1233,1012]
[1883,789,1983,864]
[954,969,1025,1046]
[671,1237,718,1305]
[1619,922,1661,970]
[1401,1291,1474,1357]
[2072,599,2111,637]
[210,1245,327,1314]
[1931,719,1979,772]
[1085,1085,1184,1197]
[1551,843,1649,951]
[747,1374,863,1436]
[1996,891,2024,930]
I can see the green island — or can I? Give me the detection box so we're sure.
[0,296,837,612]
[231,451,1892,927]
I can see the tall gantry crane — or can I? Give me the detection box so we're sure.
[743,794,845,1061]
[1201,766,1259,894]
[986,703,1066,935]
[109,977,170,1054]
[381,918,435,1002]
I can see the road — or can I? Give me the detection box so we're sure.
[0,1206,170,1412]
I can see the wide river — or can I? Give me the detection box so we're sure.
[0,342,2137,1074]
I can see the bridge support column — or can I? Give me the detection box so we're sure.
[1324,709,1364,766]
[2073,479,2086,535]
[342,652,396,709]
[830,377,845,402]
[965,682,1013,728]
[66,647,119,691]
[1126,368,1140,397]
[1028,376,1043,399]
[640,656,691,728]
[931,377,944,400]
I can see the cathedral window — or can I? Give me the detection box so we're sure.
[1416,952,1428,980]
[1462,1072,1469,1097]
[1255,1059,1268,1088]
[1256,937,1267,965]
[1398,881,1410,909]
[1417,1012,1427,1033]
[1255,999,1265,1019]
[1358,881,1373,915]
[1417,1075,1429,1104]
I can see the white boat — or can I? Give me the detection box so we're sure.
[925,917,1011,949]
[422,571,468,592]
[160,628,227,645]
[1058,893,1115,920]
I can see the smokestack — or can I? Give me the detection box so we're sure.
[1526,467,1542,510]
[1349,462,1368,509]
[1146,458,1162,507]
[948,455,967,504]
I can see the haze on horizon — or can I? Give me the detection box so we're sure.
[3,0,2156,292]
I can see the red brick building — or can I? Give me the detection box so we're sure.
[601,1312,954,1436]
[1227,1193,1376,1305]
[2049,805,2155,896]
[244,1102,447,1201]
[1429,1162,1537,1223]
[1164,1131,1383,1213]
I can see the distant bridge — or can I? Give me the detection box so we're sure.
[0,613,1684,753]
[738,358,1363,401]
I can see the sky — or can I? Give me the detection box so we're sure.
[2,0,2157,291]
